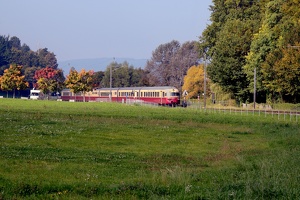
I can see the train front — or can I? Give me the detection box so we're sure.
[166,90,180,106]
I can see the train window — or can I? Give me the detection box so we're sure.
[171,92,180,97]
[101,92,110,97]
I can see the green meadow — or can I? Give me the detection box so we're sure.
[0,99,299,199]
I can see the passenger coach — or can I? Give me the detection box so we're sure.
[61,86,181,106]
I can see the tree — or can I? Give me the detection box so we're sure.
[77,69,94,102]
[0,35,11,68]
[0,35,59,86]
[200,0,265,103]
[244,0,300,103]
[145,40,199,90]
[207,19,253,101]
[92,71,105,88]
[0,64,29,98]
[261,45,300,103]
[25,66,41,88]
[34,67,65,98]
[37,48,58,69]
[65,68,94,102]
[171,41,200,88]
[182,64,210,99]
[244,0,283,100]
[65,68,80,96]
[101,61,147,88]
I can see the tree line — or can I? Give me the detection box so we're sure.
[200,0,300,104]
[0,35,200,98]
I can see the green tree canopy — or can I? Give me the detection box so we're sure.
[244,0,300,103]
[200,0,264,102]
[102,61,148,88]
[0,35,58,86]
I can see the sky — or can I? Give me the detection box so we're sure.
[1,0,212,62]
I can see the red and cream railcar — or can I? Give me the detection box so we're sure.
[61,86,180,106]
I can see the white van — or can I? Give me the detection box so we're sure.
[29,89,42,100]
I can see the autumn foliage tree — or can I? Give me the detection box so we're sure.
[261,45,300,103]
[0,64,29,98]
[182,64,210,99]
[65,68,94,102]
[34,66,65,98]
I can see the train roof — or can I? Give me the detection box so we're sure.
[62,86,179,92]
[96,86,178,91]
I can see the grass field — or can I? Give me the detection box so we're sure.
[0,99,299,199]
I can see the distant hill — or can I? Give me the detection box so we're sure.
[58,57,148,73]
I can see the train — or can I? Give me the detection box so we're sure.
[60,86,181,106]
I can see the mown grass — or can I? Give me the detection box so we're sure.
[0,99,299,199]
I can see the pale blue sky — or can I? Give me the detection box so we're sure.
[1,0,212,62]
